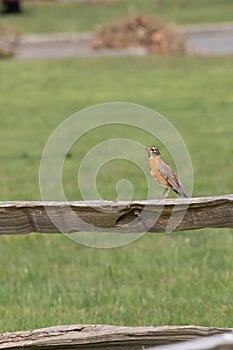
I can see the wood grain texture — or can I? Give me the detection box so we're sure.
[0,325,232,349]
[0,195,232,234]
[151,333,233,350]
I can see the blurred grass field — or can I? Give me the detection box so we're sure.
[0,0,233,34]
[0,55,232,332]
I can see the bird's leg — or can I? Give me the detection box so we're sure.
[161,188,170,199]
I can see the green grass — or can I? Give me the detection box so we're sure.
[0,232,232,330]
[0,0,233,34]
[0,56,232,200]
[0,55,232,332]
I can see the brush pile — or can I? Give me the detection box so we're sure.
[0,25,19,58]
[92,15,185,54]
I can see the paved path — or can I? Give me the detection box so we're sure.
[178,23,233,55]
[15,32,147,59]
[15,23,233,59]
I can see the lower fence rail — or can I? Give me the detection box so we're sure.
[0,325,233,349]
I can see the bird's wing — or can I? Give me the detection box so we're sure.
[158,160,180,191]
[158,160,188,197]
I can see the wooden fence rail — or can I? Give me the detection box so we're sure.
[0,195,232,234]
[150,333,233,350]
[0,325,232,350]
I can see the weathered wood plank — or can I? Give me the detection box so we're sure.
[0,195,232,234]
[0,325,232,350]
[151,333,233,350]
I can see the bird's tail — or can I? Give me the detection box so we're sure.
[172,180,189,198]
[177,181,189,198]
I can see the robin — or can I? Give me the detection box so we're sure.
[146,146,188,198]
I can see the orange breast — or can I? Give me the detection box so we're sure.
[149,157,170,188]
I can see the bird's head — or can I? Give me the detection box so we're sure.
[146,146,160,157]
